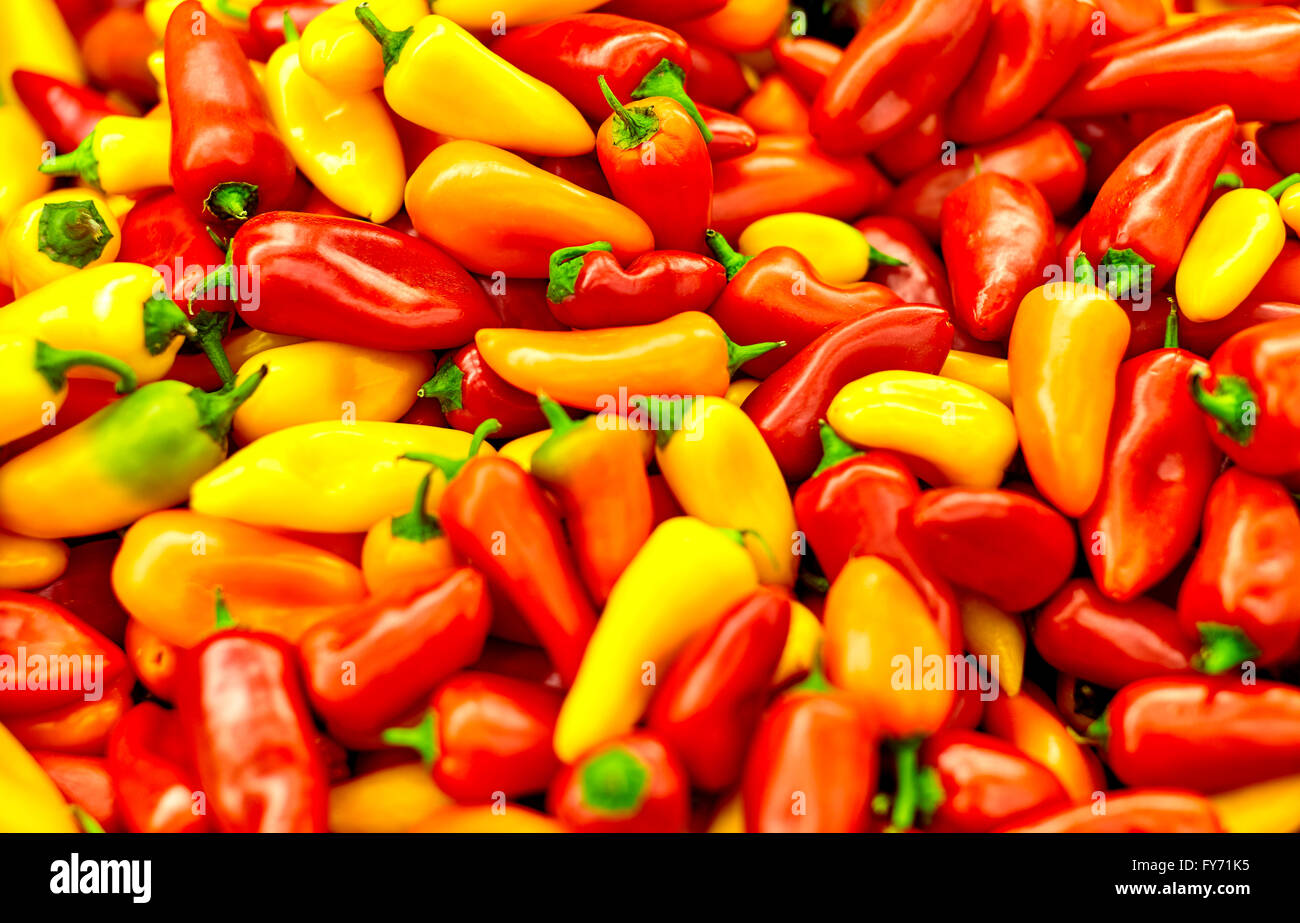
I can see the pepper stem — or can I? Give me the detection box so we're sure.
[204,182,258,224]
[417,361,464,413]
[189,242,236,310]
[390,467,443,543]
[867,244,906,268]
[1188,370,1256,445]
[142,292,199,356]
[580,747,649,814]
[536,391,580,436]
[381,710,439,765]
[1086,713,1110,750]
[1164,299,1180,350]
[725,333,785,376]
[213,587,236,629]
[1266,173,1300,200]
[794,648,830,693]
[190,365,268,443]
[38,200,113,268]
[283,10,301,42]
[705,229,750,279]
[33,341,137,395]
[631,58,713,143]
[598,75,659,149]
[812,420,863,476]
[403,418,500,480]
[71,806,105,834]
[37,132,99,188]
[190,309,235,388]
[547,241,612,304]
[355,3,414,74]
[888,738,923,831]
[1192,622,1262,675]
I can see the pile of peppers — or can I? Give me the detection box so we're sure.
[3,0,1300,837]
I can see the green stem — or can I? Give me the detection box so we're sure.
[889,739,923,831]
[1192,622,1262,675]
[1266,173,1300,200]
[417,361,464,413]
[631,58,713,143]
[355,3,414,74]
[283,10,301,42]
[705,229,750,279]
[1164,300,1180,350]
[536,392,580,437]
[390,468,442,543]
[33,341,137,395]
[37,200,113,268]
[37,132,100,188]
[190,309,235,388]
[1188,370,1256,445]
[191,365,268,443]
[547,241,612,303]
[867,244,906,268]
[598,75,659,149]
[189,242,236,311]
[142,292,198,356]
[71,806,104,834]
[1074,139,1092,160]
[1086,713,1110,750]
[213,587,236,630]
[812,421,862,476]
[725,333,785,376]
[204,182,258,224]
[402,418,500,480]
[1214,173,1243,190]
[381,710,439,765]
[214,0,250,20]
[580,747,649,815]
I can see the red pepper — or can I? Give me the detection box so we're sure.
[710,134,892,240]
[919,729,1069,833]
[79,8,160,108]
[770,36,841,99]
[697,104,756,161]
[854,215,953,308]
[418,346,547,440]
[683,42,750,111]
[873,111,948,182]
[247,1,334,60]
[0,591,128,717]
[544,242,726,329]
[35,537,130,646]
[940,172,1056,342]
[164,0,297,226]
[222,212,498,350]
[1064,115,1136,195]
[117,190,230,311]
[178,622,329,833]
[1179,299,1300,359]
[944,0,1093,144]
[741,668,879,833]
[471,638,559,686]
[1190,316,1300,478]
[1092,676,1300,792]
[595,77,712,253]
[1080,106,1235,297]
[10,69,125,154]
[998,789,1222,832]
[909,487,1077,612]
[744,305,953,481]
[537,154,613,198]
[1210,129,1285,205]
[886,120,1086,241]
[107,702,211,833]
[644,587,790,791]
[5,673,133,755]
[794,435,964,653]
[705,230,903,377]
[1257,119,1300,177]
[547,732,690,833]
[1176,467,1300,672]
[1033,579,1197,688]
[32,751,124,833]
[1050,8,1300,122]
[475,275,566,332]
[811,0,991,155]
[1247,239,1300,304]
[1089,0,1166,45]
[297,570,492,747]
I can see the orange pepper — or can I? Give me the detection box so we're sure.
[111,510,367,648]
[1008,282,1130,516]
[408,804,569,833]
[359,467,456,597]
[5,674,133,755]
[124,618,184,702]
[676,0,790,53]
[475,311,781,412]
[982,681,1104,803]
[404,140,654,277]
[737,74,810,135]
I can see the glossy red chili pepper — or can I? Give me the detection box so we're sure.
[706,230,903,377]
[854,215,953,308]
[910,487,1077,612]
[418,346,547,440]
[710,134,893,241]
[471,639,560,686]
[297,571,492,747]
[920,729,1069,833]
[940,172,1056,342]
[1190,316,1300,478]
[1176,467,1300,672]
[886,120,1086,241]
[475,275,566,332]
[1179,300,1300,359]
[247,1,334,60]
[107,702,211,833]
[35,537,130,646]
[1064,115,1135,195]
[872,111,947,182]
[811,0,991,155]
[547,732,690,833]
[644,587,790,792]
[164,0,297,226]
[178,626,329,833]
[1210,130,1285,205]
[698,104,756,161]
[1089,0,1166,44]
[999,789,1222,832]
[544,242,726,329]
[117,189,230,311]
[770,36,841,99]
[10,69,125,154]
[32,751,124,832]
[683,42,750,111]
[223,212,498,350]
[537,154,613,198]
[1257,119,1300,177]
[1050,8,1300,122]
[1093,676,1300,792]
[744,305,953,481]
[1033,579,1197,688]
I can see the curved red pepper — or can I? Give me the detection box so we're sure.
[770,36,841,99]
[873,111,948,182]
[164,0,297,226]
[35,537,130,646]
[247,1,334,60]
[909,487,1077,612]
[5,672,133,755]
[683,42,750,110]
[33,751,124,832]
[1089,0,1166,44]
[1176,467,1300,671]
[178,627,329,833]
[1093,676,1300,793]
[297,570,492,747]
[940,172,1056,342]
[227,212,498,350]
[419,346,548,440]
[10,69,125,154]
[855,215,953,308]
[1064,115,1136,195]
[811,0,991,155]
[644,587,790,792]
[999,789,1221,832]
[744,305,953,481]
[698,104,756,161]
[474,275,566,332]
[545,243,726,329]
[547,732,690,833]
[107,702,211,834]
[886,120,1086,241]
[1179,299,1300,359]
[1033,579,1196,689]
[118,190,230,311]
[706,230,903,377]
[920,729,1069,833]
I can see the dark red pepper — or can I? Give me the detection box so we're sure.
[920,729,1069,833]
[418,346,548,440]
[854,215,953,308]
[35,537,130,646]
[107,702,211,834]
[999,789,1221,832]
[770,36,841,99]
[247,1,334,60]
[698,104,756,161]
[1178,299,1300,358]
[117,189,230,311]
[683,41,750,110]
[10,69,125,154]
[474,275,566,332]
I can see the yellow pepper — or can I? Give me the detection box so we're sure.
[725,377,761,406]
[0,0,85,96]
[738,212,869,284]
[1,334,137,444]
[1,190,121,296]
[827,371,1018,489]
[143,0,252,37]
[432,0,608,30]
[958,596,1024,697]
[37,115,173,195]
[553,516,759,763]
[498,428,551,472]
[329,764,453,833]
[300,0,428,95]
[652,395,798,586]
[147,49,166,97]
[0,721,77,832]
[1175,186,1287,322]
[1210,773,1300,833]
[1279,182,1300,236]
[773,597,823,687]
[230,340,433,444]
[189,421,495,533]
[939,349,1012,406]
[0,264,191,385]
[0,101,53,227]
[359,464,455,596]
[356,6,595,157]
[0,529,67,590]
[224,328,306,368]
[263,39,406,222]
